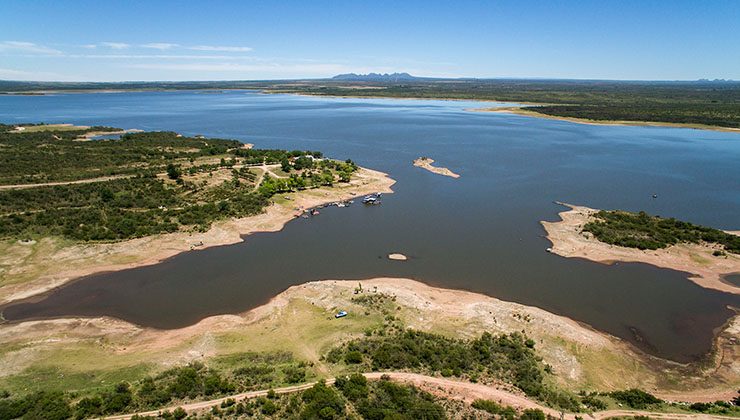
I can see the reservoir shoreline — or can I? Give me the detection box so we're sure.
[541,203,740,295]
[2,278,737,402]
[0,166,395,305]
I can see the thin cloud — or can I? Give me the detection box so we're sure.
[189,45,253,52]
[67,54,260,60]
[126,62,391,76]
[0,41,62,55]
[141,43,179,50]
[0,67,67,80]
[100,42,130,50]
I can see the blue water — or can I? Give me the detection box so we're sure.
[2,90,739,362]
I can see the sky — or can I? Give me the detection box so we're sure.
[0,0,739,82]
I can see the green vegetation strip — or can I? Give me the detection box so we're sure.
[583,210,740,253]
[326,329,582,411]
[2,333,738,418]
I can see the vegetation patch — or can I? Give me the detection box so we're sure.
[0,124,358,242]
[325,329,581,411]
[582,210,740,253]
[0,351,309,419]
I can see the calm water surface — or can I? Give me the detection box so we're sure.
[1,91,739,363]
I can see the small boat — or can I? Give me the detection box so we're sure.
[545,247,553,253]
[335,311,348,318]
[312,210,320,216]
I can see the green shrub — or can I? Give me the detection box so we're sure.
[583,210,740,254]
[610,389,661,409]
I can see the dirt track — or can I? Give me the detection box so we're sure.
[0,175,134,190]
[104,372,735,420]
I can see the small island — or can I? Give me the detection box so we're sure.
[413,157,460,178]
[542,203,740,294]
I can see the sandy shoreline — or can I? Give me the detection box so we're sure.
[476,107,740,133]
[541,203,740,295]
[0,166,395,305]
[2,277,737,402]
[413,157,460,178]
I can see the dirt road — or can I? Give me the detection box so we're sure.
[104,372,734,420]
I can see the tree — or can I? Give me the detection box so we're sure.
[166,163,181,180]
[281,158,292,172]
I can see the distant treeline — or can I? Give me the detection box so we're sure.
[2,79,739,128]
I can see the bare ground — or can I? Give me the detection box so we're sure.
[413,157,460,178]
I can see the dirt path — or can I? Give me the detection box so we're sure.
[0,174,134,190]
[104,372,733,420]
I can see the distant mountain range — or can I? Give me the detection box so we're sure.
[331,72,421,82]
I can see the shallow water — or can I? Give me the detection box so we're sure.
[1,91,739,363]
[723,274,740,288]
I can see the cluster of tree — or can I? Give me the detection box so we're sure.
[608,389,661,409]
[527,103,740,128]
[336,374,445,420]
[0,352,307,419]
[583,210,740,253]
[325,329,581,411]
[0,177,268,241]
[0,129,240,185]
[0,125,358,242]
[687,400,739,415]
[206,375,447,420]
[257,172,333,196]
[233,148,323,166]
[472,399,546,420]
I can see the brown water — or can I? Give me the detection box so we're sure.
[1,91,739,363]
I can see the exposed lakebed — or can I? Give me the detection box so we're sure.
[1,91,739,363]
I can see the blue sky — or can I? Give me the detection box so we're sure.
[1,0,738,81]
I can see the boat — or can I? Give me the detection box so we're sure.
[335,310,348,318]
[312,210,320,215]
[362,194,381,205]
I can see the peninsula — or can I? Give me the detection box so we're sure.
[0,123,395,303]
[1,278,736,418]
[542,203,740,294]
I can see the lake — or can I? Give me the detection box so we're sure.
[1,90,739,363]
